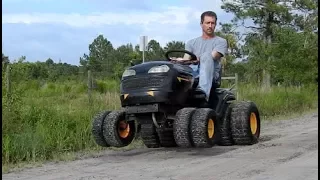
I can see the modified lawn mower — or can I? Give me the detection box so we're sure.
[92,50,261,149]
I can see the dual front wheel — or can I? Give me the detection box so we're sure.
[92,110,136,148]
[173,108,219,148]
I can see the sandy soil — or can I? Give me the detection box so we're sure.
[3,112,318,180]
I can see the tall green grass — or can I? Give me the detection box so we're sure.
[2,79,318,167]
[237,83,318,117]
[2,79,120,166]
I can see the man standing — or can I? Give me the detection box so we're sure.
[181,11,228,101]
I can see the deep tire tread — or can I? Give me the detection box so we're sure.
[103,110,136,147]
[157,129,177,147]
[173,108,196,148]
[190,108,219,148]
[140,123,161,148]
[218,104,234,146]
[92,111,111,147]
[230,101,261,145]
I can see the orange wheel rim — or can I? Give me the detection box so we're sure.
[250,113,257,134]
[118,121,130,138]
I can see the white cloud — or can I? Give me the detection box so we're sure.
[2,5,209,48]
[2,6,204,28]
[2,1,239,65]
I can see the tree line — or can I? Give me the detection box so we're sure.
[2,0,318,86]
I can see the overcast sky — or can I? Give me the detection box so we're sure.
[3,0,239,65]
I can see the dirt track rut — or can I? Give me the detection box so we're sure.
[3,112,318,180]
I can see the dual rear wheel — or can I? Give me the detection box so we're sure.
[230,101,260,145]
[173,101,261,148]
[173,108,219,148]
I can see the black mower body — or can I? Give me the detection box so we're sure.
[120,61,195,107]
[92,50,260,149]
[119,60,236,117]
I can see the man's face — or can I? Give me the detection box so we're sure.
[201,15,216,35]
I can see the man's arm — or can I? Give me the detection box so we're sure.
[212,38,228,60]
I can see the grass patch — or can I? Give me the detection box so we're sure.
[2,79,318,170]
[236,83,318,118]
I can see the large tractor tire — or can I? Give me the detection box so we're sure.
[218,104,234,146]
[157,128,177,147]
[103,110,136,147]
[140,123,161,148]
[230,101,261,145]
[92,111,111,147]
[190,108,220,148]
[173,108,196,148]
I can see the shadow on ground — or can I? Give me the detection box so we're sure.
[105,134,281,158]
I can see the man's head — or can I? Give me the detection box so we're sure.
[200,11,217,37]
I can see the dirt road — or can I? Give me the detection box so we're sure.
[3,112,318,180]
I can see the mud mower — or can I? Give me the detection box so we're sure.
[92,50,261,149]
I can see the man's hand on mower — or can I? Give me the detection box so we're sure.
[175,57,188,61]
[171,57,189,62]
[178,56,199,61]
[171,57,199,65]
[188,56,200,64]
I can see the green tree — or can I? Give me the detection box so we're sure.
[163,41,185,57]
[80,34,115,73]
[221,0,296,88]
[291,0,318,32]
[2,54,9,77]
[270,27,317,85]
[215,23,242,75]
[111,43,136,77]
[45,58,54,65]
[146,40,165,61]
[221,0,318,87]
[2,53,9,64]
[114,43,135,65]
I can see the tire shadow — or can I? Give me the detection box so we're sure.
[173,146,239,156]
[110,145,238,157]
[106,134,282,158]
[259,134,282,142]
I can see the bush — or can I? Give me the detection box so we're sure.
[94,79,119,93]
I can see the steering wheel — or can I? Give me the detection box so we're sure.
[165,50,197,61]
[165,50,199,65]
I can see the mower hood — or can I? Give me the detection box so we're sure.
[123,60,194,76]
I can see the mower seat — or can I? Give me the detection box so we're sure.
[191,86,226,108]
[192,86,225,100]
[192,77,200,88]
[215,88,227,94]
[193,88,206,99]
